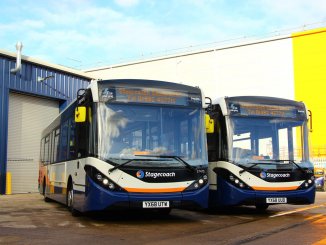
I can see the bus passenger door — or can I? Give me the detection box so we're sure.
[74,158,86,190]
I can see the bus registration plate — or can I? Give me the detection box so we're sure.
[266,197,287,204]
[142,201,170,208]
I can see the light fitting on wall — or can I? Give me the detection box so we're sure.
[37,75,54,82]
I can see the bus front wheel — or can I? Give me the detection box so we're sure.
[67,181,79,216]
[255,204,269,211]
[43,178,51,202]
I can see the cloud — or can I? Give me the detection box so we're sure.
[114,0,139,8]
[1,0,325,69]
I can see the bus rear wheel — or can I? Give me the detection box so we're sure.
[67,182,80,216]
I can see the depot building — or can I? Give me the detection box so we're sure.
[0,48,92,194]
[85,27,326,163]
[1,26,325,194]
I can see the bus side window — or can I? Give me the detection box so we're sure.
[58,120,69,162]
[207,117,218,161]
[52,128,60,163]
[68,119,76,160]
[44,135,50,165]
[40,138,45,164]
[207,105,227,162]
[76,115,89,158]
[49,130,55,164]
[207,107,219,161]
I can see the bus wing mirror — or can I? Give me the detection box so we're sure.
[205,114,214,133]
[75,106,86,123]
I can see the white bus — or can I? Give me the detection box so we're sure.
[39,79,209,215]
[206,96,315,210]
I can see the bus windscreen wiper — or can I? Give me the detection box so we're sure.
[108,159,134,173]
[239,161,277,174]
[239,163,260,174]
[135,155,197,173]
[108,158,162,173]
[274,159,306,173]
[245,159,306,174]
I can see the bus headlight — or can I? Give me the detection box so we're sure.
[184,175,208,192]
[85,165,125,192]
[299,178,315,189]
[227,174,250,189]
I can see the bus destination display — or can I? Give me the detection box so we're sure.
[228,102,306,118]
[100,87,201,106]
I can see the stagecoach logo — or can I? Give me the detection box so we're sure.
[260,171,291,179]
[136,170,145,179]
[260,171,267,179]
[136,170,176,179]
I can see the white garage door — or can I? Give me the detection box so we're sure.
[7,93,59,193]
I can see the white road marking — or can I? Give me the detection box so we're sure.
[269,203,326,218]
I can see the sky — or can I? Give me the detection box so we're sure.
[0,0,325,70]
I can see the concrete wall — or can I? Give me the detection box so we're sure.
[86,27,326,157]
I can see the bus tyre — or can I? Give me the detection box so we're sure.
[255,204,269,211]
[156,208,172,215]
[43,178,51,202]
[67,182,80,216]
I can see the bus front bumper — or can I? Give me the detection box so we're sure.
[81,177,208,212]
[209,178,315,207]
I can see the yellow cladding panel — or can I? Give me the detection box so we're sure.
[6,172,12,195]
[292,28,326,154]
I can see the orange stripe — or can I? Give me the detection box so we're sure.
[252,186,299,191]
[125,187,186,193]
[312,237,326,245]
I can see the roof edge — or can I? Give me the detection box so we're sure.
[0,48,95,80]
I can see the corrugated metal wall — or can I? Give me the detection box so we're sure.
[0,54,91,194]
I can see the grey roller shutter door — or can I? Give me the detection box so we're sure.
[7,93,59,193]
